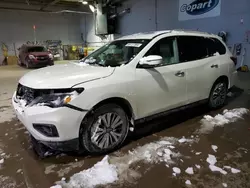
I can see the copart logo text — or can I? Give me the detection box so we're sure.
[180,0,219,15]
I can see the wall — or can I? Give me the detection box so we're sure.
[118,0,250,43]
[0,10,82,59]
[81,0,250,66]
[118,0,250,66]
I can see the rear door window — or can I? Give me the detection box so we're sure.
[214,38,226,55]
[177,36,208,63]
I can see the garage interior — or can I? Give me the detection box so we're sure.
[0,0,250,188]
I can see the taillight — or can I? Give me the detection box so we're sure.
[230,56,237,66]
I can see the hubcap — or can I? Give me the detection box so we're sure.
[90,113,123,149]
[211,83,227,106]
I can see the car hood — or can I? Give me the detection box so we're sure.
[19,63,115,89]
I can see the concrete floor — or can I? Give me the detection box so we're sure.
[0,65,250,188]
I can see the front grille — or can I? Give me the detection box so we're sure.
[16,84,80,105]
[36,55,49,61]
[16,84,36,104]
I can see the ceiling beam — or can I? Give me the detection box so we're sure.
[40,0,61,10]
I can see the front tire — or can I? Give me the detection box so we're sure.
[80,104,129,154]
[208,79,228,109]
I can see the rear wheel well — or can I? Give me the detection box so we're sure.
[90,97,134,120]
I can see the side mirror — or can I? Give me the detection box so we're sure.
[139,55,163,68]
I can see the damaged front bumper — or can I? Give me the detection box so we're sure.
[12,92,87,152]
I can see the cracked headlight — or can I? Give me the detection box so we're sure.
[28,91,80,108]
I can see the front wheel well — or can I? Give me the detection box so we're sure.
[90,97,134,120]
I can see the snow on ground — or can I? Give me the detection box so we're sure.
[209,165,227,175]
[0,175,17,188]
[173,167,181,174]
[195,165,201,169]
[54,136,195,187]
[206,154,217,165]
[49,108,248,187]
[0,158,4,164]
[222,183,228,187]
[206,154,228,175]
[185,167,194,175]
[50,185,62,188]
[223,166,231,169]
[223,166,241,174]
[57,156,118,188]
[198,108,249,134]
[185,180,192,185]
[211,145,218,152]
[195,152,202,155]
[231,168,241,174]
[178,137,193,143]
[206,155,242,175]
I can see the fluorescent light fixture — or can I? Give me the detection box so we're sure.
[82,1,88,5]
[89,4,95,12]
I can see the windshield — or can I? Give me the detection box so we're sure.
[80,39,150,67]
[28,46,46,52]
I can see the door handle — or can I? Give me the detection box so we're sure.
[175,71,185,77]
[211,64,219,68]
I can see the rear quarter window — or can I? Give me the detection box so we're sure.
[206,38,226,56]
[214,38,226,55]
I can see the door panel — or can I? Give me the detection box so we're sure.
[185,56,220,103]
[134,64,187,119]
[176,36,223,104]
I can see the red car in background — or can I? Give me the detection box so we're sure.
[18,45,54,68]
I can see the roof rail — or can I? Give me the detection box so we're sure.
[172,29,213,35]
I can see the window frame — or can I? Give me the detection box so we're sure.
[177,35,210,63]
[177,35,226,63]
[137,36,180,68]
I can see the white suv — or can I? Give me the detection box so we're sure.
[12,30,238,155]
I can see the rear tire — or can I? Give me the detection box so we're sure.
[208,79,228,109]
[80,104,129,154]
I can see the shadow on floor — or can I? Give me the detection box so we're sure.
[39,86,244,160]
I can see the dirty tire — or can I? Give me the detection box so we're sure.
[80,104,129,155]
[208,79,228,109]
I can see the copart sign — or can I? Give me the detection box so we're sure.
[178,0,221,21]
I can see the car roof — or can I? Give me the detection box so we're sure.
[117,29,219,40]
[118,30,172,40]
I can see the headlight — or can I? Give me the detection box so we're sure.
[29,54,36,59]
[48,53,53,59]
[28,91,80,108]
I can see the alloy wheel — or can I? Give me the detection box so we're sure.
[211,83,227,106]
[90,112,124,149]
